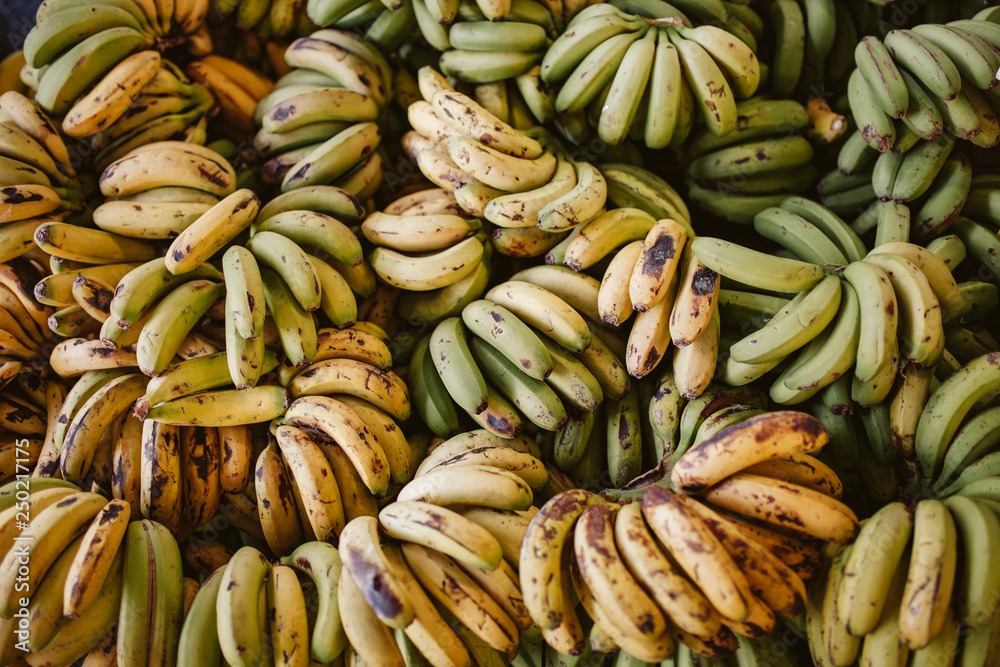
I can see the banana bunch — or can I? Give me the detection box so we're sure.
[683,98,818,225]
[692,197,970,408]
[180,542,342,667]
[0,488,157,666]
[186,55,274,139]
[594,212,724,398]
[0,91,83,239]
[253,406,388,555]
[412,277,629,438]
[846,15,1000,155]
[539,2,761,148]
[20,0,217,119]
[406,66,607,253]
[253,29,391,198]
[521,411,855,661]
[807,494,1000,666]
[81,58,215,170]
[334,444,553,667]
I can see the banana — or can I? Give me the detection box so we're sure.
[885,28,963,102]
[257,184,364,222]
[843,259,899,384]
[870,242,962,318]
[62,50,162,138]
[108,257,222,330]
[282,123,382,192]
[276,424,345,541]
[641,485,753,623]
[508,265,601,324]
[913,24,1000,92]
[937,406,1000,489]
[261,88,378,135]
[255,440,306,557]
[426,315,489,417]
[613,502,720,638]
[63,498,130,618]
[669,250,720,348]
[216,546,271,667]
[597,28,656,145]
[702,472,859,542]
[162,188,260,275]
[913,154,972,240]
[380,500,503,570]
[537,161,608,233]
[670,409,827,494]
[864,253,944,366]
[470,337,568,431]
[899,499,958,649]
[339,566,406,667]
[138,350,277,412]
[628,218,687,313]
[575,502,671,646]
[34,221,158,264]
[836,501,913,637]
[279,395,390,495]
[563,207,656,272]
[485,281,591,353]
[943,495,1000,627]
[541,12,645,83]
[772,282,860,404]
[0,90,71,167]
[459,507,531,566]
[371,236,484,291]
[223,246,265,341]
[100,144,236,198]
[691,237,824,293]
[599,241,642,326]
[854,36,908,119]
[848,68,896,152]
[890,136,954,203]
[519,489,600,629]
[669,28,736,136]
[361,211,475,252]
[728,274,841,364]
[136,279,224,376]
[145,385,290,426]
[397,463,532,510]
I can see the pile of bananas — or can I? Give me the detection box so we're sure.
[6,0,1000,664]
[539,2,760,148]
